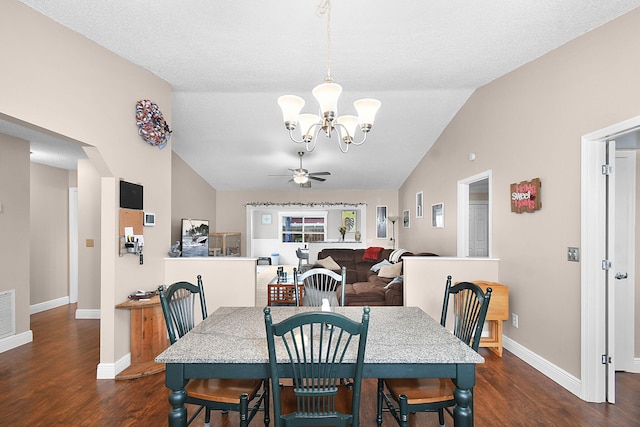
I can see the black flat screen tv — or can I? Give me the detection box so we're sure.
[120,180,143,210]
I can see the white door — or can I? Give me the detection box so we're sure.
[614,150,636,373]
[469,203,488,257]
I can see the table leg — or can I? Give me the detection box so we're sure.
[453,364,476,427]
[168,388,187,426]
[166,364,188,427]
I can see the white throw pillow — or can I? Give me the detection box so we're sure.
[316,256,341,270]
[378,261,402,278]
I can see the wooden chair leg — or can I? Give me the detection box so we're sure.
[239,394,249,427]
[377,379,384,426]
[399,395,409,427]
[263,379,270,427]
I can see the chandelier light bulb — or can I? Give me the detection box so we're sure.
[277,95,305,129]
[312,82,342,119]
[298,113,321,141]
[354,98,382,129]
[336,115,358,143]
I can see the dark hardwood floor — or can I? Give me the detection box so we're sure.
[0,304,638,426]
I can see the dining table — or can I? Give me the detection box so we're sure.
[155,305,484,427]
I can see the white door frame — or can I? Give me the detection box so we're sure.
[581,115,640,402]
[457,170,492,257]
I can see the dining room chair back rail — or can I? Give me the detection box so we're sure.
[264,307,370,427]
[377,275,492,427]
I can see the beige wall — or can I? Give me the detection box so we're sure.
[215,189,400,256]
[0,134,30,335]
[400,8,640,378]
[1,1,172,371]
[30,163,69,306]
[77,159,101,311]
[171,152,217,246]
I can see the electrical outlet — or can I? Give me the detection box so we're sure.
[512,313,519,328]
[567,247,580,262]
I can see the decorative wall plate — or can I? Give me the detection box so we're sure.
[135,99,172,149]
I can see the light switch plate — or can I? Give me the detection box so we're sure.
[568,247,580,262]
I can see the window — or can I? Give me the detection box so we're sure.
[280,212,327,243]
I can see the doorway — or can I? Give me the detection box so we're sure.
[457,171,492,257]
[581,116,640,403]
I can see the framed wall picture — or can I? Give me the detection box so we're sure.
[376,205,388,239]
[432,203,444,228]
[342,210,357,232]
[403,209,410,228]
[416,191,424,218]
[181,219,209,257]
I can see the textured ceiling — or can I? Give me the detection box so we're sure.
[9,0,640,189]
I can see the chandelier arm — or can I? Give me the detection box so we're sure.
[338,137,350,153]
[303,125,323,152]
[350,132,368,146]
[287,129,308,144]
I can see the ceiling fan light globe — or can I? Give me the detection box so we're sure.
[293,174,309,184]
[312,82,342,118]
[278,95,305,126]
[354,98,381,128]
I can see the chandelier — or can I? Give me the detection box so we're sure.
[277,0,381,153]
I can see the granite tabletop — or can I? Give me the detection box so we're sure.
[156,306,484,366]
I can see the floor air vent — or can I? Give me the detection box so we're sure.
[0,290,15,339]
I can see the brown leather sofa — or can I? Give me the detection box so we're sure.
[314,248,437,306]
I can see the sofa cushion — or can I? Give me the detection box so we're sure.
[378,261,402,278]
[315,255,341,270]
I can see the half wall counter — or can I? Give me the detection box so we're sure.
[164,257,257,315]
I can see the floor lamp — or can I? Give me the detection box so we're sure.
[388,216,400,249]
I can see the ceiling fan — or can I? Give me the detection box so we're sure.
[270,151,331,187]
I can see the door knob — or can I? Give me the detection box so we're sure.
[615,272,628,280]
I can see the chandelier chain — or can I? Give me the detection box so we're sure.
[316,0,332,82]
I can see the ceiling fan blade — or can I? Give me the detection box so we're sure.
[309,176,326,182]
[308,171,331,176]
[268,174,292,177]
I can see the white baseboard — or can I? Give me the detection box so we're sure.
[96,352,131,379]
[503,335,582,398]
[75,309,101,319]
[30,296,69,314]
[0,330,33,353]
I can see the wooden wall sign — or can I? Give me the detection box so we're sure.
[510,178,541,213]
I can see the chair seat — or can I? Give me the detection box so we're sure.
[280,384,353,416]
[384,377,454,405]
[186,378,263,404]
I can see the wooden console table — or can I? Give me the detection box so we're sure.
[473,281,509,357]
[115,295,169,379]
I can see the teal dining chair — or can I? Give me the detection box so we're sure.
[159,276,269,427]
[377,276,492,427]
[264,306,370,427]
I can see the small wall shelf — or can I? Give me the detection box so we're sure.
[209,232,241,256]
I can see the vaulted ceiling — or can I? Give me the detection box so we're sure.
[7,1,640,190]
